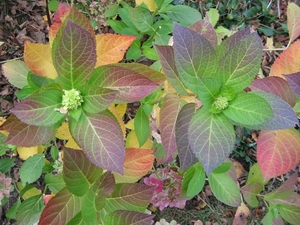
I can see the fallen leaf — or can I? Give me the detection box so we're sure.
[233,202,250,225]
[17,146,44,160]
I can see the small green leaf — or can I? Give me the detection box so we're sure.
[19,154,45,186]
[6,199,21,219]
[181,162,205,200]
[44,173,65,194]
[107,20,128,34]
[2,60,29,89]
[134,106,150,147]
[126,40,142,60]
[197,77,222,106]
[129,7,153,33]
[163,5,202,26]
[223,92,273,127]
[206,8,219,27]
[0,158,15,173]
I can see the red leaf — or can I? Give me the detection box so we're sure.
[257,129,300,180]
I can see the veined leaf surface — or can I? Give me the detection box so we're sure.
[287,2,300,44]
[24,43,57,79]
[223,92,273,127]
[95,34,136,67]
[176,103,198,171]
[250,76,296,107]
[283,72,300,98]
[52,20,96,89]
[2,60,29,89]
[69,110,125,174]
[89,65,159,102]
[2,115,56,147]
[104,210,154,225]
[63,148,103,196]
[197,77,222,106]
[173,23,217,93]
[129,7,153,33]
[155,45,188,95]
[218,33,262,92]
[134,106,150,147]
[11,87,65,126]
[257,129,300,180]
[270,40,300,78]
[278,205,300,225]
[160,94,182,162]
[38,188,83,225]
[188,108,235,174]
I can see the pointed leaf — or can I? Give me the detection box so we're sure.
[24,42,57,79]
[257,129,300,180]
[113,148,154,183]
[2,60,29,88]
[69,111,125,174]
[250,76,296,107]
[160,94,182,162]
[173,23,217,93]
[278,205,300,225]
[155,45,188,95]
[104,210,154,225]
[134,106,150,147]
[105,183,155,213]
[287,2,300,43]
[16,195,44,225]
[189,16,218,47]
[129,7,153,33]
[270,40,300,78]
[80,86,117,114]
[19,154,45,186]
[197,77,222,106]
[176,103,198,171]
[223,92,273,127]
[52,20,96,89]
[208,163,241,207]
[188,108,235,174]
[38,188,83,225]
[164,5,202,26]
[283,72,300,98]
[11,86,65,126]
[218,33,262,92]
[63,148,103,196]
[250,92,298,130]
[2,115,56,147]
[95,34,136,67]
[241,183,263,207]
[89,64,159,102]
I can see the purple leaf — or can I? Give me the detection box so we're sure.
[2,115,56,147]
[176,103,198,171]
[283,72,300,98]
[173,23,217,93]
[250,76,296,106]
[53,20,96,89]
[69,110,125,174]
[160,94,182,163]
[104,210,155,225]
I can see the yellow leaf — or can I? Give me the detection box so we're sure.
[65,138,81,150]
[24,42,57,79]
[56,122,81,150]
[95,34,136,67]
[126,130,152,149]
[108,104,126,139]
[0,117,8,136]
[17,146,44,160]
[115,104,127,117]
[125,119,134,130]
[17,182,41,199]
[136,0,157,11]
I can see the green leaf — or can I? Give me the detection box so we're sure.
[6,199,21,219]
[181,162,205,200]
[44,173,65,194]
[80,86,117,114]
[278,204,300,224]
[206,8,219,27]
[197,77,222,106]
[223,92,273,127]
[246,163,265,185]
[218,33,263,92]
[16,195,44,225]
[241,183,263,207]
[39,188,83,225]
[2,60,29,89]
[208,164,241,207]
[0,158,15,173]
[142,47,159,60]
[106,20,128,34]
[134,106,150,147]
[188,108,235,174]
[19,154,45,186]
[105,183,155,213]
[173,24,217,93]
[69,110,125,174]
[52,20,96,89]
[104,210,154,225]
[163,5,202,26]
[155,45,188,95]
[118,7,136,30]
[63,148,103,196]
[27,72,54,89]
[126,40,142,60]
[129,7,153,33]
[11,85,65,126]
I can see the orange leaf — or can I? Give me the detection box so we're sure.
[24,42,57,79]
[113,148,154,183]
[270,40,300,78]
[257,129,300,180]
[95,34,136,67]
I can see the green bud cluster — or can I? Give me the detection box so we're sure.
[213,96,229,110]
[62,89,83,110]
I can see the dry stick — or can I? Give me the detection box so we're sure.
[45,0,52,27]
